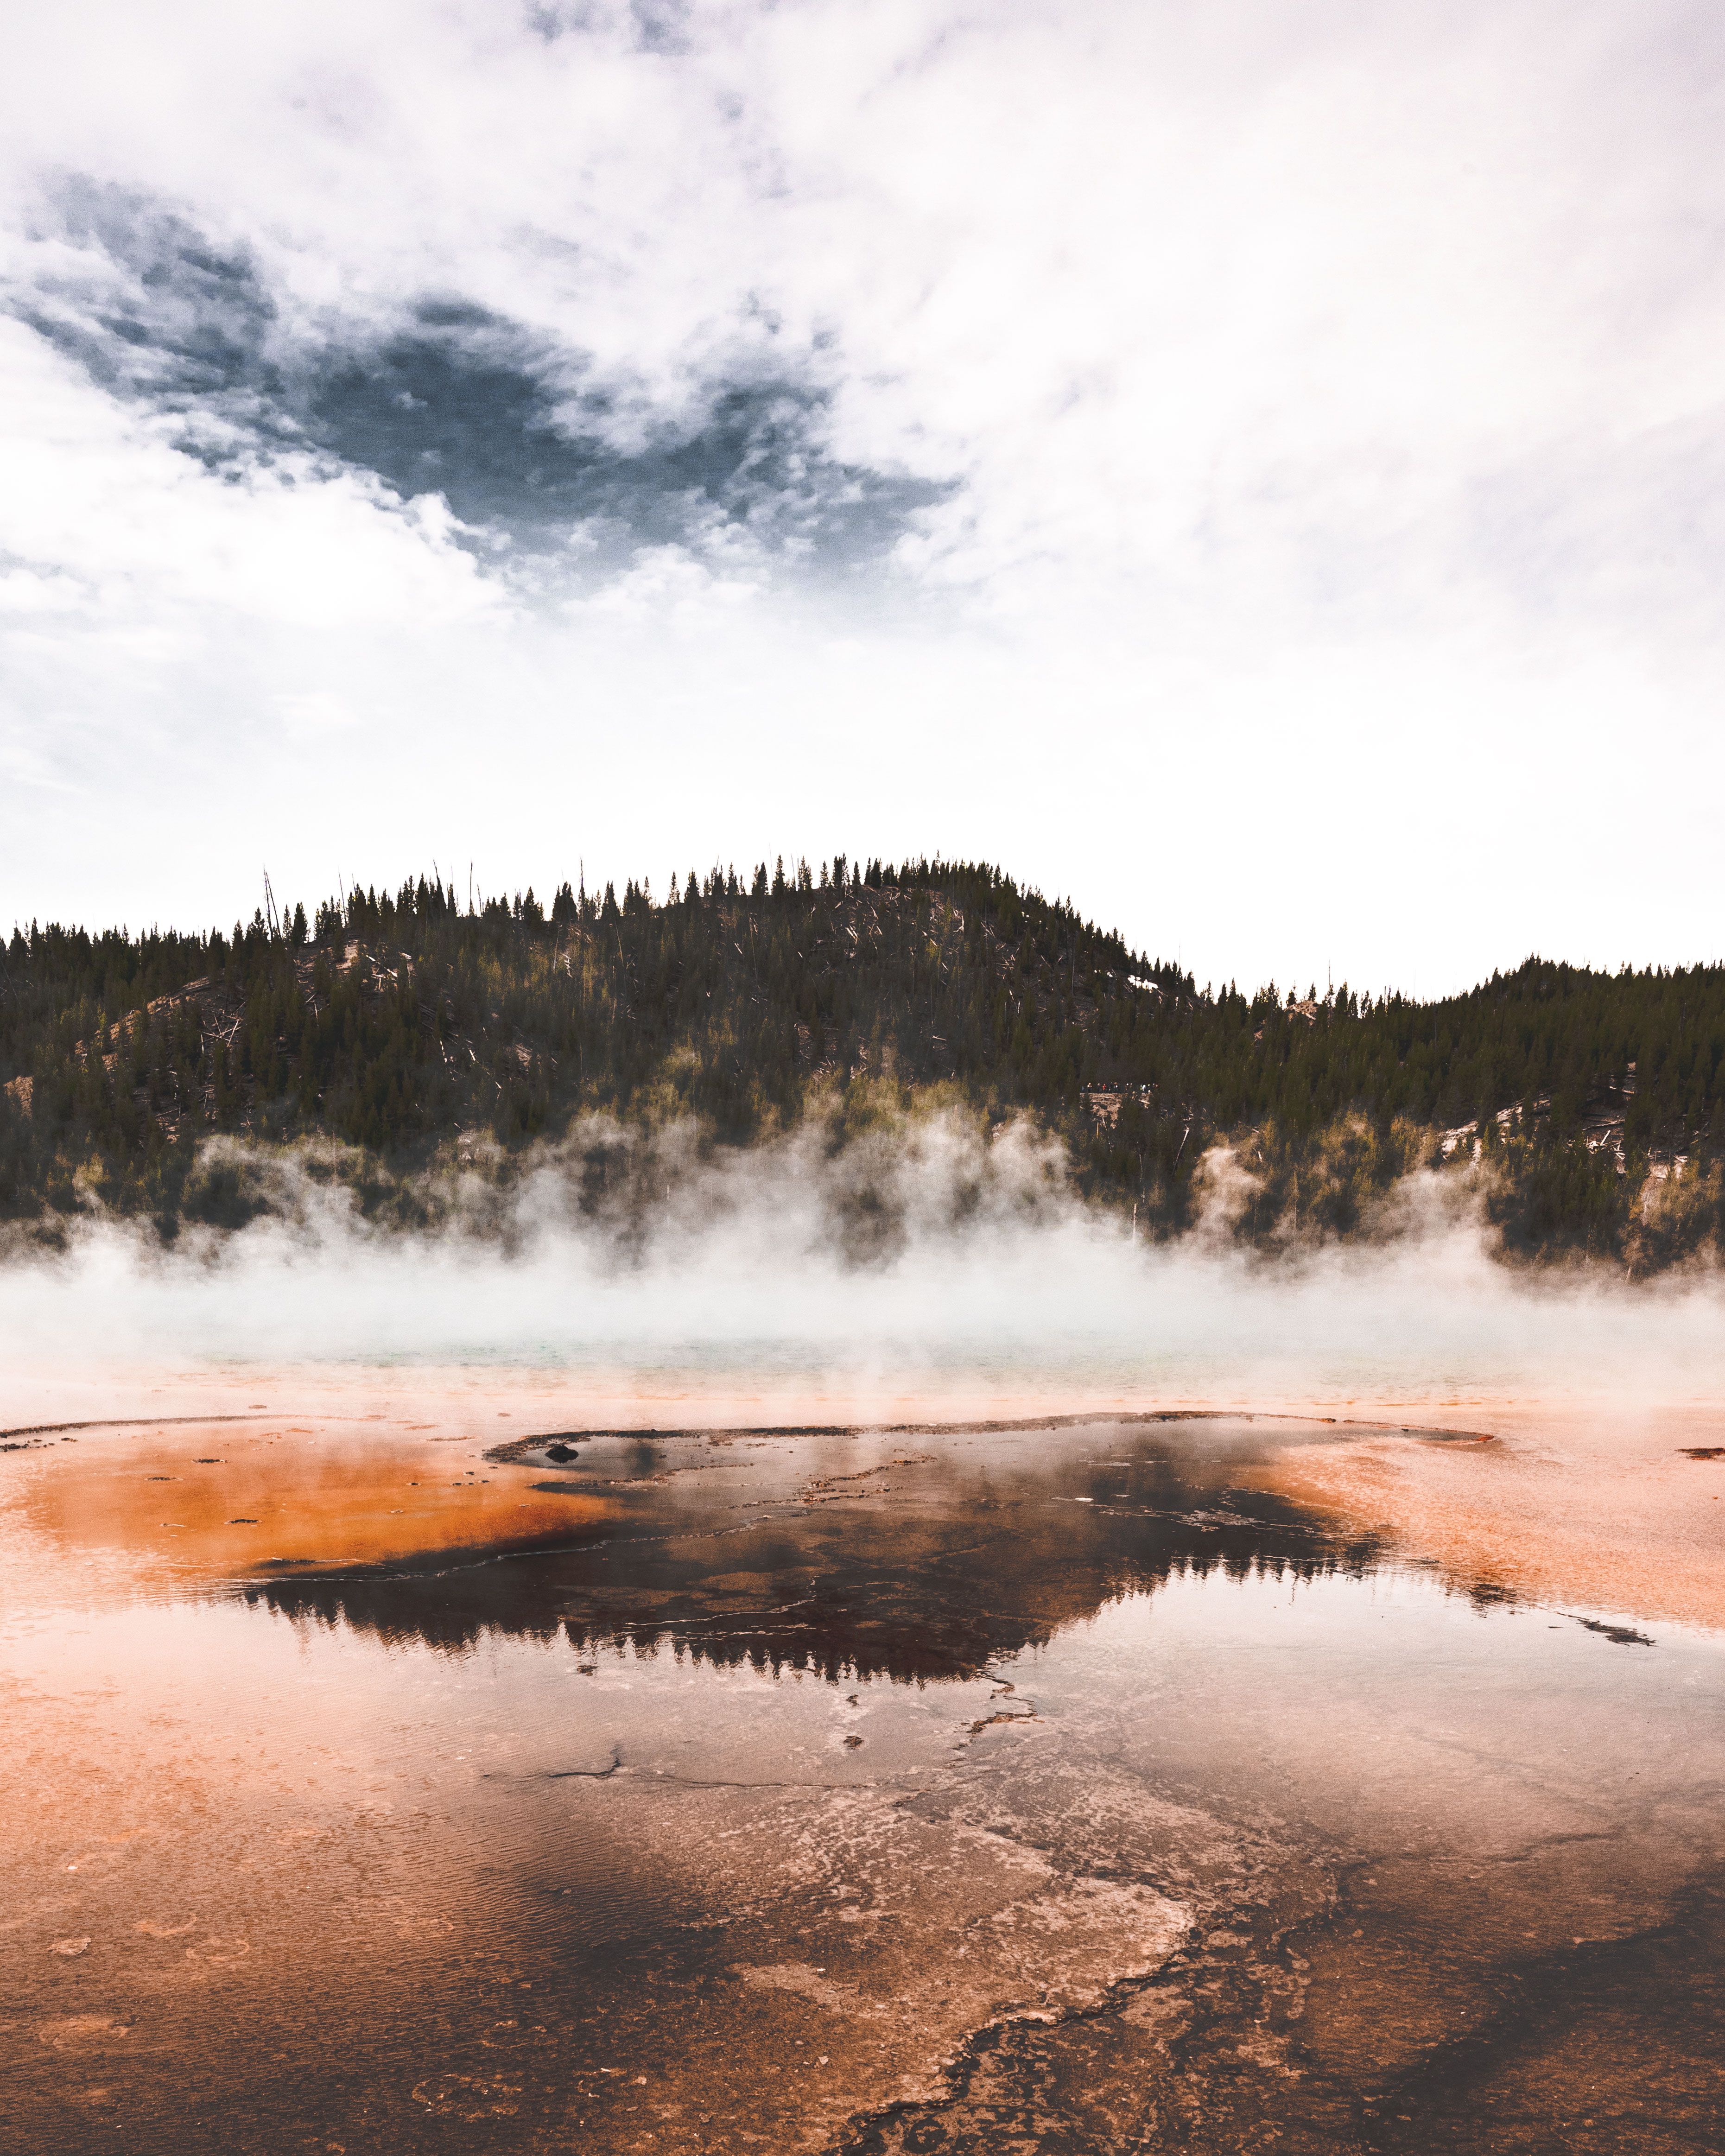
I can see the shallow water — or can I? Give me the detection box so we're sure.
[3,1412,1722,2152]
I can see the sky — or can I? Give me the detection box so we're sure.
[2,0,1722,999]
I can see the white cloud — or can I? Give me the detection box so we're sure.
[1,0,1723,986]
[0,319,501,630]
[571,543,762,629]
[274,689,358,742]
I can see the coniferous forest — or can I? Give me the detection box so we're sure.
[2,856,1722,1269]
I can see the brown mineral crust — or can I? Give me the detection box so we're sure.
[555,1776,1190,2150]
[1239,1399,1725,1632]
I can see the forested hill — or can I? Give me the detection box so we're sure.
[2,856,1722,1267]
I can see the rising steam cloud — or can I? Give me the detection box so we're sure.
[3,1113,1722,1409]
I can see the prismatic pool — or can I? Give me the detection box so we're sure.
[3,1412,1722,2153]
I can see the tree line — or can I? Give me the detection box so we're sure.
[2,856,1720,1264]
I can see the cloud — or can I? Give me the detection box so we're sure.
[569,543,762,628]
[16,0,1715,642]
[10,183,947,586]
[0,315,501,631]
[274,689,359,742]
[2,0,1725,988]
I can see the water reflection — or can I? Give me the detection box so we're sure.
[245,1418,1392,1678]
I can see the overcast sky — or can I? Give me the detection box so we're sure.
[2,0,1721,996]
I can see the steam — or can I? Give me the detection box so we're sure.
[2,1112,1722,1408]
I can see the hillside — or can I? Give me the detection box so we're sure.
[2,856,1722,1268]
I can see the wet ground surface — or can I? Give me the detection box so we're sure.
[2,1411,1722,2152]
